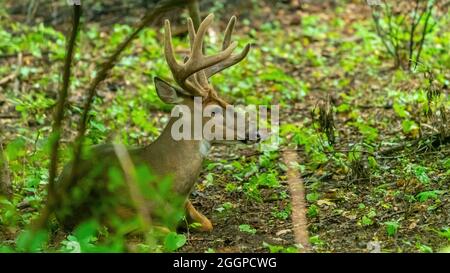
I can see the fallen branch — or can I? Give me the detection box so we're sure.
[379,133,449,155]
[0,73,18,86]
[0,52,22,87]
[0,115,20,119]
[282,150,311,252]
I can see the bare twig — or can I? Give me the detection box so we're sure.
[378,133,447,156]
[408,0,421,69]
[32,4,81,231]
[0,115,20,119]
[414,1,436,69]
[0,52,22,87]
[26,0,40,24]
[0,73,18,86]
[371,8,396,58]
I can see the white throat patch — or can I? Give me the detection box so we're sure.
[199,140,211,157]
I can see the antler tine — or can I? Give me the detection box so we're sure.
[164,20,182,75]
[187,17,196,49]
[190,13,214,60]
[205,44,250,78]
[204,16,251,78]
[186,17,209,88]
[222,16,236,50]
[164,19,203,96]
[183,14,237,83]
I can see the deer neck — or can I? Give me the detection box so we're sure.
[142,117,211,196]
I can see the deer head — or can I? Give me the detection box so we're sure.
[154,14,261,144]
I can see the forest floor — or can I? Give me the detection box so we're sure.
[0,1,449,252]
[182,3,450,253]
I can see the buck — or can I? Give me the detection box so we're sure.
[54,14,260,232]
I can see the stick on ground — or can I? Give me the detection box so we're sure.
[282,150,311,252]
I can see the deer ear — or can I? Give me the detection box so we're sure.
[154,77,185,104]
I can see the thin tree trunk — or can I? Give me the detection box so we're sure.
[0,142,13,199]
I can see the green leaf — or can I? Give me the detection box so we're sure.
[367,210,377,218]
[5,138,26,161]
[309,235,325,246]
[413,166,430,184]
[205,173,214,185]
[393,103,409,118]
[306,192,320,202]
[416,243,433,253]
[437,227,450,240]
[16,230,48,252]
[164,232,186,252]
[74,220,99,243]
[307,204,319,218]
[402,120,418,134]
[384,221,399,236]
[416,190,442,202]
[361,215,373,226]
[239,224,257,235]
[263,242,298,253]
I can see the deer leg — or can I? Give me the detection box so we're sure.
[185,200,213,232]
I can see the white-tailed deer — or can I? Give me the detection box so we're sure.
[55,14,259,232]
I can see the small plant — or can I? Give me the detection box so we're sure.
[408,164,431,184]
[416,190,443,202]
[314,95,336,145]
[263,242,298,253]
[272,205,291,220]
[416,242,433,253]
[384,221,400,237]
[164,232,187,252]
[361,210,377,227]
[243,171,280,201]
[370,0,441,70]
[309,235,325,246]
[205,248,215,253]
[239,224,257,235]
[437,227,450,240]
[215,202,234,213]
[307,204,319,218]
[306,192,320,203]
[347,148,371,183]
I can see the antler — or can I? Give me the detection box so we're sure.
[164,14,250,98]
[204,16,251,78]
